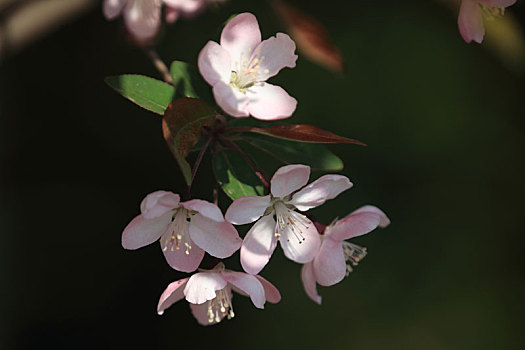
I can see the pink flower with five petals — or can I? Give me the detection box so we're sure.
[458,0,516,44]
[157,263,281,325]
[122,191,241,272]
[301,205,390,304]
[198,12,298,120]
[225,164,352,275]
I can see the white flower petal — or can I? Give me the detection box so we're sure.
[220,13,261,64]
[290,174,352,211]
[225,195,271,225]
[198,41,232,86]
[270,164,310,198]
[252,32,297,81]
[213,81,250,117]
[184,272,227,304]
[247,83,297,120]
[240,215,278,275]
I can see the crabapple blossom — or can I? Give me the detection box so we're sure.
[103,0,162,41]
[301,205,390,304]
[198,12,298,120]
[122,190,241,272]
[458,0,516,44]
[225,164,352,275]
[157,263,281,325]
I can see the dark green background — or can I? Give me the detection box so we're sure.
[1,0,524,349]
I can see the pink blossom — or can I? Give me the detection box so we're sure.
[163,0,226,23]
[225,164,352,275]
[122,191,242,272]
[458,0,516,44]
[157,263,281,325]
[198,12,298,120]
[301,205,390,304]
[103,0,162,41]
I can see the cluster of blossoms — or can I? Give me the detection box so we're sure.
[124,164,389,324]
[113,11,390,325]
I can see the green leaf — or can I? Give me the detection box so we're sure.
[105,74,175,115]
[162,97,216,185]
[212,149,265,200]
[243,136,344,171]
[170,61,214,106]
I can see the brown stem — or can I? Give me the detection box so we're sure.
[142,47,173,85]
[183,136,212,200]
[218,136,270,190]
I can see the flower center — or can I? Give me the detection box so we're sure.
[162,208,192,255]
[273,201,312,244]
[479,4,505,19]
[230,49,269,93]
[207,288,234,323]
[342,242,367,276]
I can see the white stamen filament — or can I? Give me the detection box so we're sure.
[342,242,367,276]
[230,49,269,92]
[162,209,192,255]
[274,201,312,244]
[207,288,234,324]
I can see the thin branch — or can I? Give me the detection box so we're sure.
[183,136,212,200]
[218,136,270,190]
[142,47,173,85]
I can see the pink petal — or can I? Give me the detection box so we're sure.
[270,164,310,198]
[240,215,278,275]
[301,262,321,305]
[189,302,213,325]
[164,0,204,12]
[140,191,180,219]
[190,300,225,326]
[222,271,266,309]
[189,288,233,326]
[255,275,281,303]
[220,13,262,63]
[184,272,227,304]
[252,33,297,81]
[165,6,180,23]
[477,0,516,6]
[123,0,161,40]
[327,212,381,242]
[279,217,321,263]
[289,174,352,211]
[103,0,127,19]
[350,205,391,228]
[225,195,271,225]
[198,41,232,86]
[313,238,346,286]
[458,0,484,44]
[247,83,297,120]
[213,81,250,117]
[161,238,205,272]
[121,212,171,250]
[189,214,242,258]
[157,278,189,315]
[182,199,224,222]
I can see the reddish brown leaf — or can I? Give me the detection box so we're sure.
[272,0,344,73]
[246,124,365,145]
[162,97,217,184]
